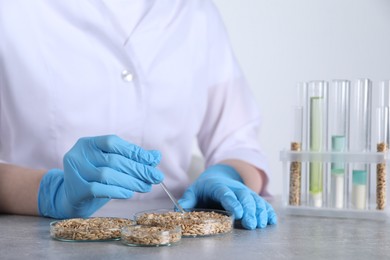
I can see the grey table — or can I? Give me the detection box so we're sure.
[1,198,390,260]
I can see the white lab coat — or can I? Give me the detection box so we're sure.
[0,0,269,199]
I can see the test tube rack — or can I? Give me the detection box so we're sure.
[280,79,390,220]
[280,150,390,220]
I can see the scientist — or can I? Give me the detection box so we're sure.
[0,0,276,229]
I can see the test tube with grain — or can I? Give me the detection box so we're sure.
[289,106,303,206]
[307,81,328,208]
[376,107,388,210]
[376,80,390,210]
[350,79,372,210]
[329,80,350,209]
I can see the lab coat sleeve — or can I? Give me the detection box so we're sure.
[197,2,270,179]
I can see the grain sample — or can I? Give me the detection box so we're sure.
[121,225,181,247]
[377,142,387,210]
[50,217,135,241]
[135,209,233,237]
[289,142,301,206]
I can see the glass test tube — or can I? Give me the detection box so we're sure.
[352,170,368,209]
[379,80,390,122]
[379,80,390,146]
[297,82,308,151]
[289,106,303,206]
[380,80,390,108]
[329,80,350,209]
[376,106,388,210]
[376,81,390,210]
[307,81,328,207]
[350,79,372,210]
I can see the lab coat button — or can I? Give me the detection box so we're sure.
[121,70,133,82]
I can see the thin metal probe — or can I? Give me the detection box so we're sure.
[160,182,185,213]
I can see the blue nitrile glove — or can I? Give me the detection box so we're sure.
[38,135,164,219]
[178,164,277,229]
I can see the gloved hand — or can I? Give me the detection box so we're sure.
[178,164,277,229]
[38,135,164,219]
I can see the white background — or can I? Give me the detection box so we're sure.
[211,0,390,196]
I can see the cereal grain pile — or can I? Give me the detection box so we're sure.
[51,217,135,241]
[136,210,233,237]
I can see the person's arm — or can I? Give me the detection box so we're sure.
[0,163,45,215]
[0,135,165,218]
[219,159,267,194]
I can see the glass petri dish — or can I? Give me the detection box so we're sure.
[50,217,135,242]
[121,225,181,247]
[134,208,234,237]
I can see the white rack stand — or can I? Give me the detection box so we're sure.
[280,150,390,221]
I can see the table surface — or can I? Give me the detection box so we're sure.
[2,198,390,260]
